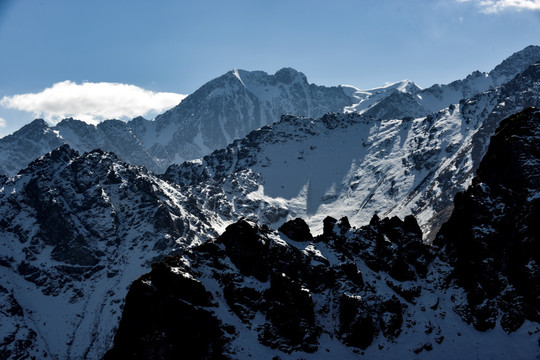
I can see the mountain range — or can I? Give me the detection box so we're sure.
[1,45,540,359]
[163,55,540,240]
[0,68,353,176]
[2,45,540,177]
[106,107,540,359]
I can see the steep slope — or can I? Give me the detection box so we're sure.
[104,107,540,359]
[0,146,221,360]
[164,60,540,240]
[1,46,539,177]
[434,107,540,333]
[129,68,355,165]
[359,45,540,119]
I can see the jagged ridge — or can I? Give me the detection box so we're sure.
[163,59,540,241]
[2,46,540,177]
[105,107,540,359]
[0,145,219,359]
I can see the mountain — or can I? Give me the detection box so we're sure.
[2,47,540,359]
[104,107,540,359]
[2,46,539,177]
[417,45,540,113]
[353,45,540,119]
[0,118,160,175]
[0,119,64,176]
[0,68,355,177]
[163,59,540,240]
[129,68,355,166]
[434,107,540,333]
[0,145,222,359]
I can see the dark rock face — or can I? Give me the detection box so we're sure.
[105,216,429,358]
[339,293,377,349]
[278,218,313,242]
[103,258,226,360]
[338,214,431,282]
[259,272,319,353]
[220,220,274,282]
[435,107,540,331]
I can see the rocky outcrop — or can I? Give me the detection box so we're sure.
[103,259,226,360]
[106,108,540,359]
[105,215,432,358]
[435,107,540,332]
[278,217,313,242]
[0,145,219,360]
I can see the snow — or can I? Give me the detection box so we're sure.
[171,224,540,360]
[184,109,466,237]
[0,149,222,359]
[344,80,422,114]
[2,46,540,359]
[232,68,246,87]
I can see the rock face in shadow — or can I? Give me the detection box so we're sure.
[103,259,227,360]
[105,108,540,359]
[278,217,313,242]
[104,215,431,358]
[435,107,540,332]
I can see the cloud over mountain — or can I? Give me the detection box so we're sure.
[0,81,186,125]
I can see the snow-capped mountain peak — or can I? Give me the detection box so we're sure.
[344,79,422,114]
[490,44,540,84]
[2,47,540,360]
[128,67,354,167]
[2,46,540,178]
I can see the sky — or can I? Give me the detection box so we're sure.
[0,0,539,137]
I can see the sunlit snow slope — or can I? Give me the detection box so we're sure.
[166,60,540,239]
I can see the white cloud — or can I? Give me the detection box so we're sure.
[0,117,6,127]
[0,81,187,125]
[457,0,540,13]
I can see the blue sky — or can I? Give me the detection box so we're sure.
[0,0,539,136]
